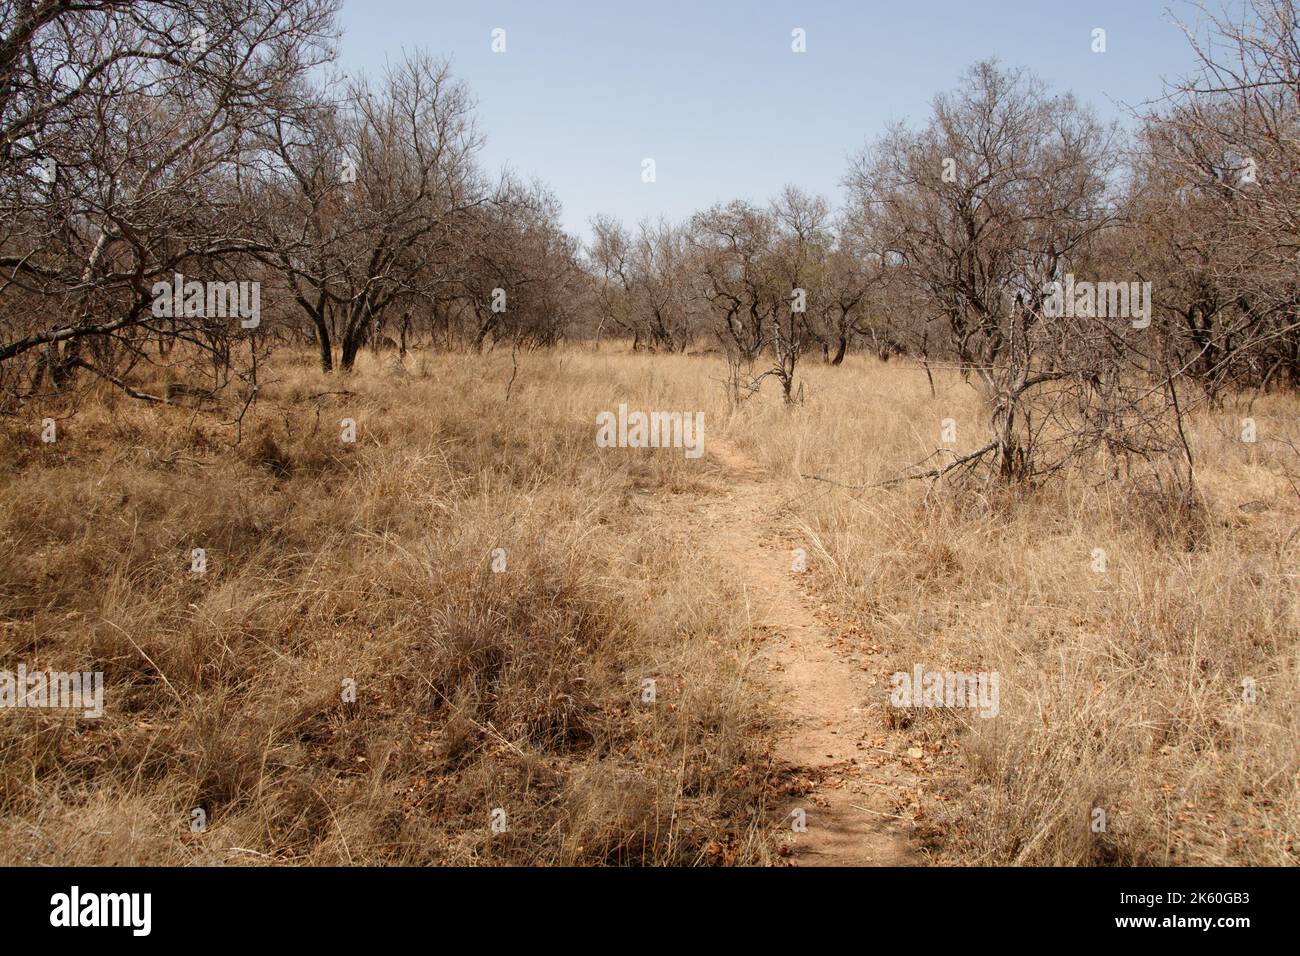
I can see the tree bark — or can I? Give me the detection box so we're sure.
[314,319,333,372]
[831,332,847,365]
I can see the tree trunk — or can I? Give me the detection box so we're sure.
[340,332,361,371]
[315,319,333,372]
[831,332,847,365]
[340,301,371,371]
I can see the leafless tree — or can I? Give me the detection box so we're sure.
[0,0,338,403]
[254,52,488,371]
[588,215,695,352]
[844,61,1185,482]
[1130,0,1300,396]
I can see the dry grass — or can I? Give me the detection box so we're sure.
[0,348,775,865]
[754,355,1300,866]
[1,345,1295,866]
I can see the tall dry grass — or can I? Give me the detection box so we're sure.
[746,354,1299,866]
[0,348,775,865]
[1,344,1295,866]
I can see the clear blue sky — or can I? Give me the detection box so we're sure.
[336,0,1205,241]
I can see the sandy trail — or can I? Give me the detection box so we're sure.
[701,437,918,866]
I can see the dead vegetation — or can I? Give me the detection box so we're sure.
[762,354,1300,866]
[2,346,1295,867]
[0,349,778,865]
[1,0,1297,869]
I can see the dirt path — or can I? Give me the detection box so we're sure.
[704,438,919,866]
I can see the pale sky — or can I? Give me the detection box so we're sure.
[336,0,1206,241]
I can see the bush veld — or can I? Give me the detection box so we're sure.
[2,347,1295,865]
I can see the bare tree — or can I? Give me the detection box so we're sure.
[0,0,338,401]
[255,52,485,371]
[844,61,1183,482]
[1130,0,1300,396]
[462,178,585,352]
[587,215,694,352]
